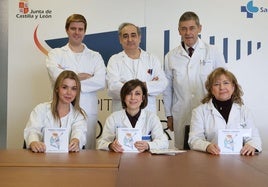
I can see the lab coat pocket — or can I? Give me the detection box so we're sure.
[200,59,213,81]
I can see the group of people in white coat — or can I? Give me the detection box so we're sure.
[24,11,262,155]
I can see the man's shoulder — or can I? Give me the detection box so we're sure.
[167,46,181,55]
[107,51,124,63]
[83,45,102,57]
[198,39,218,50]
[48,45,67,54]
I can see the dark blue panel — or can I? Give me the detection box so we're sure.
[248,41,252,55]
[210,36,215,45]
[257,42,261,49]
[236,40,241,60]
[164,30,170,57]
[45,27,146,66]
[223,38,228,63]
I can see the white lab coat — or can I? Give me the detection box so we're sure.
[24,102,87,149]
[163,38,226,149]
[188,99,262,152]
[106,49,168,113]
[97,109,169,151]
[46,43,106,149]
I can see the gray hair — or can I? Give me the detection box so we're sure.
[118,22,141,36]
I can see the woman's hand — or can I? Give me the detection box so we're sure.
[69,138,80,152]
[240,143,256,156]
[30,141,46,153]
[206,143,220,155]
[109,140,124,152]
[135,141,149,152]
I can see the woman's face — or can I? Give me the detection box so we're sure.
[211,74,235,101]
[58,78,78,105]
[124,86,143,111]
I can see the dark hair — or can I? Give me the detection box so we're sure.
[118,22,141,36]
[65,14,87,31]
[202,67,244,105]
[120,79,148,109]
[51,70,86,121]
[179,11,200,27]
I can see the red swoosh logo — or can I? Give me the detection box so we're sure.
[33,25,48,56]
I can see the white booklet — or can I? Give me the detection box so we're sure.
[218,129,251,154]
[116,128,142,152]
[44,127,69,153]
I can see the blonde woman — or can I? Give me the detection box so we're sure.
[24,70,87,152]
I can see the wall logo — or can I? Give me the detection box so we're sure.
[241,0,268,18]
[17,0,53,19]
[19,0,29,14]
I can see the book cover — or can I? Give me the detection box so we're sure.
[218,129,251,154]
[44,128,69,153]
[116,128,142,152]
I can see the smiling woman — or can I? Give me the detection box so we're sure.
[97,79,169,153]
[188,67,262,156]
[24,70,87,153]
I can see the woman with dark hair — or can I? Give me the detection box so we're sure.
[98,79,168,152]
[24,70,87,153]
[188,67,262,155]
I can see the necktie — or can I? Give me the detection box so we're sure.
[188,47,194,57]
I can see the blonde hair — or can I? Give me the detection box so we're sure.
[202,67,244,105]
[51,70,86,121]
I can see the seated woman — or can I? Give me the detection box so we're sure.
[24,70,87,153]
[97,79,168,152]
[188,67,262,155]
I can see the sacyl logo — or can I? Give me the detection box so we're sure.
[241,0,268,18]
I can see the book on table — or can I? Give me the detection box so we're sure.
[218,128,251,154]
[116,127,142,152]
[44,127,69,153]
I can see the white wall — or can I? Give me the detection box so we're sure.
[8,0,268,150]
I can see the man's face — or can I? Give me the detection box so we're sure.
[66,21,86,45]
[119,25,141,51]
[178,19,201,47]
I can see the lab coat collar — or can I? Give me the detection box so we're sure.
[45,101,75,123]
[121,110,134,128]
[121,109,146,129]
[122,48,146,61]
[207,99,242,116]
[63,43,90,53]
[134,109,147,129]
[177,38,205,56]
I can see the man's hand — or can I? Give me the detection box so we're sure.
[77,73,93,81]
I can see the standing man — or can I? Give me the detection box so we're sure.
[163,11,226,149]
[106,22,167,114]
[46,14,106,149]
